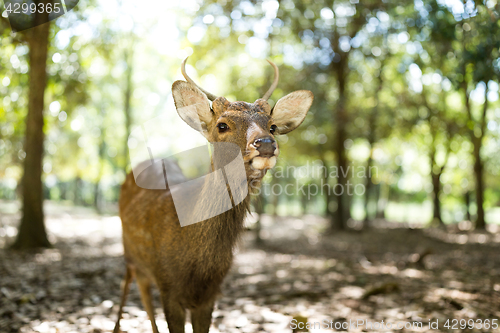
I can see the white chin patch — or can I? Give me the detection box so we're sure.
[251,156,277,170]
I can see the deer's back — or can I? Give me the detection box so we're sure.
[119,167,179,282]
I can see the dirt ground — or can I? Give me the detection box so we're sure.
[1,201,500,333]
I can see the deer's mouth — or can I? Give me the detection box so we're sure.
[249,156,277,170]
[244,148,278,177]
[245,156,278,181]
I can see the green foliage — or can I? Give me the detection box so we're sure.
[0,0,499,224]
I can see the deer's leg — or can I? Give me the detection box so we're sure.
[161,293,186,333]
[190,301,214,333]
[136,270,159,333]
[113,264,134,333]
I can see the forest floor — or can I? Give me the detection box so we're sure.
[1,201,500,333]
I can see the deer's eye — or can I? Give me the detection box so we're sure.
[270,125,278,135]
[217,123,229,133]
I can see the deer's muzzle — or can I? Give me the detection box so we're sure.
[253,137,277,158]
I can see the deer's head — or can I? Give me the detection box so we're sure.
[172,58,313,180]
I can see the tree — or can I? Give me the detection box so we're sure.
[420,0,500,228]
[12,6,52,249]
[275,0,392,230]
[420,90,455,226]
[123,40,135,170]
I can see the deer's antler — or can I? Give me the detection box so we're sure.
[262,60,279,101]
[181,57,218,101]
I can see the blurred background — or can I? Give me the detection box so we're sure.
[1,0,500,332]
[1,0,500,236]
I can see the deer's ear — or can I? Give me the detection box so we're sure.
[271,90,313,134]
[172,80,213,132]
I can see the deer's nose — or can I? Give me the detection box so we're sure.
[253,137,276,157]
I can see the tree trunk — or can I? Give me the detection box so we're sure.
[474,86,488,229]
[60,181,67,200]
[330,53,349,231]
[472,137,486,229]
[431,172,444,226]
[363,159,373,224]
[321,158,334,220]
[93,182,100,212]
[94,109,106,213]
[123,48,134,169]
[12,17,51,249]
[333,118,347,230]
[74,176,83,206]
[429,145,445,226]
[363,144,374,226]
[270,173,279,216]
[376,182,389,219]
[464,191,471,221]
[301,185,308,215]
[463,83,487,229]
[364,64,384,227]
[254,191,266,245]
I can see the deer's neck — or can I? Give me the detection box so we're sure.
[191,178,250,245]
[184,174,251,275]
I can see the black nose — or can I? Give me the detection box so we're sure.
[253,137,276,157]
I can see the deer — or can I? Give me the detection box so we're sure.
[113,57,313,333]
